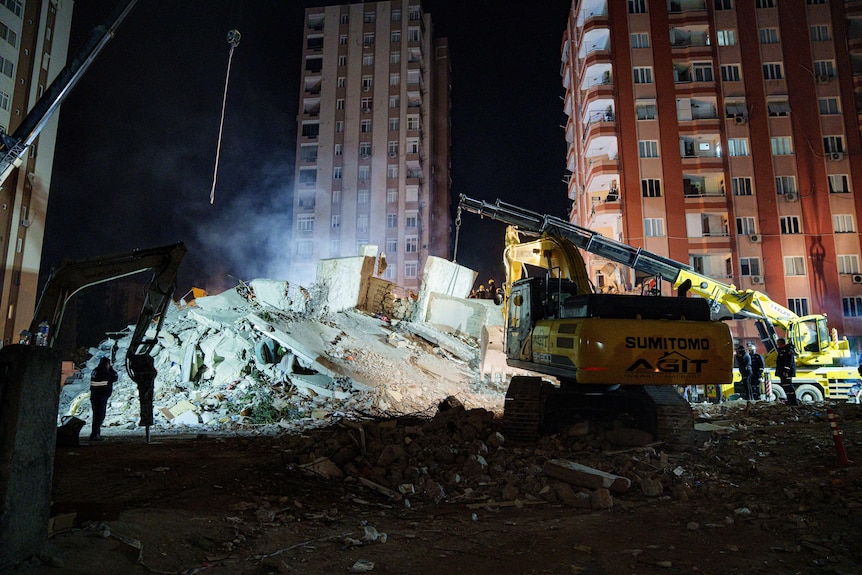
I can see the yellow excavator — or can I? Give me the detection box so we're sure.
[457,195,735,444]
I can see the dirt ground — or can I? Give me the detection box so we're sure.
[8,401,862,575]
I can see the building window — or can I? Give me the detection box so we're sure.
[406,186,419,201]
[338,55,347,67]
[715,0,732,9]
[762,63,783,80]
[333,167,342,180]
[391,30,401,43]
[389,95,399,108]
[403,261,417,279]
[788,298,809,315]
[829,175,849,194]
[759,28,779,44]
[386,213,398,228]
[388,141,398,155]
[390,53,401,66]
[336,99,345,110]
[727,138,749,156]
[628,0,646,13]
[641,178,661,197]
[358,165,371,179]
[363,33,375,46]
[390,73,400,86]
[364,11,376,23]
[780,216,801,235]
[636,102,657,119]
[736,217,756,235]
[644,218,665,237]
[408,27,420,42]
[339,34,348,46]
[740,257,761,276]
[386,238,398,253]
[807,0,826,4]
[843,298,862,318]
[633,67,653,84]
[692,62,714,82]
[1,1,22,17]
[784,256,805,276]
[387,188,398,203]
[638,140,659,158]
[717,30,736,46]
[810,25,829,41]
[407,138,420,154]
[387,164,398,178]
[771,137,792,156]
[0,89,10,110]
[392,9,401,21]
[331,215,340,229]
[298,191,316,209]
[405,236,418,253]
[732,177,752,196]
[819,98,839,115]
[756,0,774,7]
[0,21,17,47]
[838,255,860,274]
[357,189,369,204]
[361,54,373,67]
[336,121,344,133]
[296,241,314,261]
[833,214,855,233]
[361,97,373,112]
[298,168,317,186]
[813,60,834,78]
[297,215,314,232]
[767,100,790,116]
[357,214,369,233]
[720,64,740,82]
[340,13,349,24]
[389,117,400,131]
[631,33,649,48]
[0,55,15,78]
[362,76,373,91]
[334,143,343,156]
[406,212,418,227]
[409,6,421,20]
[299,144,317,162]
[824,136,845,154]
[332,189,341,204]
[337,76,347,89]
[360,120,372,133]
[407,115,420,130]
[775,176,796,195]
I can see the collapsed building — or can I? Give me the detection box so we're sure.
[59,253,515,436]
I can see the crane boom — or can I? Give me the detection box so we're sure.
[457,194,850,366]
[0,0,139,184]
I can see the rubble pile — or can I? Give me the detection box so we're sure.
[59,278,500,435]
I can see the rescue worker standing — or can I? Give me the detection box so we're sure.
[776,338,798,405]
[748,344,765,400]
[734,346,752,400]
[89,357,118,441]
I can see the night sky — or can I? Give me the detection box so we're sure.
[41,0,571,302]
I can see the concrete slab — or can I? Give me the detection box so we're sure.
[316,256,376,312]
[415,257,476,322]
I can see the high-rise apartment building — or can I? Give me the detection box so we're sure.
[0,0,73,344]
[561,0,862,352]
[291,0,451,290]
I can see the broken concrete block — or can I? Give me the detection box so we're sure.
[316,255,376,313]
[414,256,476,323]
[543,459,631,493]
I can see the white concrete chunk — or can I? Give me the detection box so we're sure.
[543,459,631,493]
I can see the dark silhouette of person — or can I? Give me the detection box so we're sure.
[734,346,752,399]
[748,344,765,400]
[776,338,797,405]
[89,357,118,441]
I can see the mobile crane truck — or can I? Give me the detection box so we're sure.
[456,195,735,445]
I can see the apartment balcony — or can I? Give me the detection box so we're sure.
[582,111,616,144]
[580,11,609,35]
[584,154,619,180]
[589,196,621,229]
[667,0,707,15]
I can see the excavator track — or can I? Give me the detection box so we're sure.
[501,377,695,449]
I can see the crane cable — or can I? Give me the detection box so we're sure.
[210,29,241,205]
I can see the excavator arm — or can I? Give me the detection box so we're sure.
[457,195,849,367]
[30,242,186,438]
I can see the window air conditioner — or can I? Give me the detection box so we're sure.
[389,152,397,158]
[363,85,371,92]
[817,74,830,83]
[751,275,763,285]
[829,152,844,161]
[852,274,862,285]
[783,192,798,202]
[734,114,747,124]
[749,234,761,243]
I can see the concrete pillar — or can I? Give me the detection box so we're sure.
[0,344,61,568]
